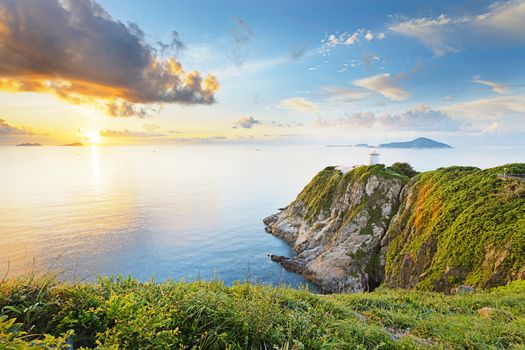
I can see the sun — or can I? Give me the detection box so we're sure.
[83,130,101,144]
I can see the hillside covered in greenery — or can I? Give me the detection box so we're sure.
[1,277,525,349]
[265,163,524,293]
[383,164,525,291]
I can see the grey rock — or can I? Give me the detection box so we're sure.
[264,166,406,293]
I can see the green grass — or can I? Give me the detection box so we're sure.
[384,164,525,291]
[296,165,408,224]
[1,276,525,349]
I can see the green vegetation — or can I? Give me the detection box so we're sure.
[296,165,409,223]
[385,164,525,291]
[2,163,524,348]
[1,277,525,349]
[387,163,419,178]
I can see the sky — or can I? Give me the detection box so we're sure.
[0,0,524,146]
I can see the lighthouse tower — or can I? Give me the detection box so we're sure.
[369,150,380,165]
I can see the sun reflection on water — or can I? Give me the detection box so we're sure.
[90,145,100,192]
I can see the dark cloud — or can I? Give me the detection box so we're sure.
[105,101,162,118]
[169,31,186,54]
[233,116,303,129]
[0,119,34,135]
[290,45,307,60]
[157,31,186,57]
[230,16,253,66]
[234,116,261,129]
[0,0,219,117]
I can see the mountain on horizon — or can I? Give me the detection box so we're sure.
[379,137,452,149]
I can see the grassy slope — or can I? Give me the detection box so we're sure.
[385,164,525,291]
[296,165,408,224]
[1,277,525,349]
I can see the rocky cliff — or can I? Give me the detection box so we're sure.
[264,165,408,293]
[265,163,525,293]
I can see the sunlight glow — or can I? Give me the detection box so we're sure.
[83,130,101,144]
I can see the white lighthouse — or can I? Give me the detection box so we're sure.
[369,150,380,165]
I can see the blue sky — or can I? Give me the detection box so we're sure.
[0,0,524,145]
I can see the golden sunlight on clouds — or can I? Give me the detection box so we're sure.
[0,0,219,118]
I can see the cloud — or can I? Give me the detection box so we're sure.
[142,123,162,133]
[157,31,186,57]
[233,116,303,129]
[472,76,511,94]
[361,53,380,67]
[313,112,376,128]
[170,135,228,144]
[267,120,304,128]
[389,1,525,56]
[321,86,370,102]
[378,105,462,130]
[441,95,525,132]
[100,129,164,137]
[105,101,162,118]
[320,29,384,54]
[169,31,186,54]
[0,0,219,117]
[353,73,409,101]
[0,118,34,135]
[290,45,307,60]
[314,105,462,131]
[442,95,525,120]
[234,116,261,129]
[279,97,319,113]
[230,16,253,66]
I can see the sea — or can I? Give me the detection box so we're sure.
[0,144,523,287]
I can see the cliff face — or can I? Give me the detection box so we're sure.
[382,164,525,292]
[265,163,525,293]
[264,165,407,293]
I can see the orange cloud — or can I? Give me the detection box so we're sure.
[0,0,219,117]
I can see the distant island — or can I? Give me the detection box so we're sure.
[354,143,371,148]
[16,142,42,146]
[60,142,83,146]
[379,137,451,149]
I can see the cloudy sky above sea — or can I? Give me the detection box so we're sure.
[0,0,524,146]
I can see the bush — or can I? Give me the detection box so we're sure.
[387,163,419,178]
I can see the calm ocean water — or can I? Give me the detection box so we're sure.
[0,145,523,287]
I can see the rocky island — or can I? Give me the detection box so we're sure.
[379,137,451,149]
[16,142,42,146]
[265,163,525,293]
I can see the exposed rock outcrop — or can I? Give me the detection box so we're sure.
[265,163,525,293]
[264,165,407,293]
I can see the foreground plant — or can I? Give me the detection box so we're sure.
[1,276,524,349]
